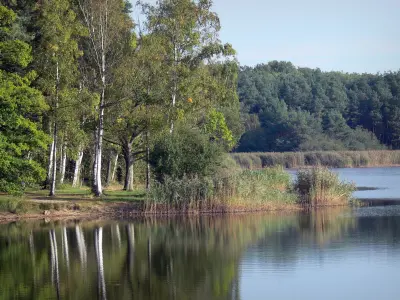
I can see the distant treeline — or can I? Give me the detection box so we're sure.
[237,61,400,152]
[231,150,400,169]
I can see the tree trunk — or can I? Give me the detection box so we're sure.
[49,60,59,197]
[146,129,151,191]
[49,123,57,196]
[92,130,98,193]
[123,143,134,191]
[123,159,134,191]
[170,44,178,133]
[60,143,67,185]
[94,103,104,196]
[72,148,84,187]
[92,46,106,197]
[111,154,118,182]
[45,138,54,189]
[106,155,112,186]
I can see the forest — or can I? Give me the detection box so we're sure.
[0,1,397,209]
[0,0,241,197]
[237,61,400,152]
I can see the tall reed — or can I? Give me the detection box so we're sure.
[232,150,400,169]
[294,167,355,206]
[145,167,297,214]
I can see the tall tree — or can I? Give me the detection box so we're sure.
[140,0,235,133]
[0,5,49,194]
[35,0,85,196]
[77,0,133,196]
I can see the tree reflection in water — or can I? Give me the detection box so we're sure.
[0,209,399,300]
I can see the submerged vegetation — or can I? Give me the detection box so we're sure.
[232,150,400,169]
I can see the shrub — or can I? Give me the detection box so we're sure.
[150,126,224,181]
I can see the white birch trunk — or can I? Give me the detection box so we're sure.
[49,129,57,196]
[72,148,84,187]
[49,60,59,196]
[111,154,118,182]
[46,138,54,187]
[60,143,67,185]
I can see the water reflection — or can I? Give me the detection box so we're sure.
[0,208,399,300]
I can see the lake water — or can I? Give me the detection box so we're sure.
[289,166,400,201]
[1,207,400,299]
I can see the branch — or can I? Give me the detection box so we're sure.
[103,137,122,146]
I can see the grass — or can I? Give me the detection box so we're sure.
[145,167,298,213]
[294,167,356,206]
[231,150,400,169]
[0,185,146,216]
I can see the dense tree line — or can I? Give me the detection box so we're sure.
[237,61,400,152]
[0,0,240,195]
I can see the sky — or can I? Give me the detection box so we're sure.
[132,0,400,73]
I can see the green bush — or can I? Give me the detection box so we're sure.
[150,126,224,181]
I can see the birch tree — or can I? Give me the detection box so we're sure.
[76,0,133,196]
[140,0,235,133]
[36,0,85,196]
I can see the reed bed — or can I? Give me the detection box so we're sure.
[144,167,297,214]
[294,167,355,206]
[231,150,400,169]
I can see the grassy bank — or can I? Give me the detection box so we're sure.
[0,167,356,218]
[0,186,145,219]
[231,150,400,169]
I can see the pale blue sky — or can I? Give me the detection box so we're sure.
[133,0,400,73]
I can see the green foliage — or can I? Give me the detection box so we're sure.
[204,108,235,149]
[238,61,400,152]
[0,6,16,27]
[150,125,224,181]
[294,167,355,206]
[0,40,32,67]
[0,6,49,194]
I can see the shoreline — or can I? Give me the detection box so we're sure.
[0,200,381,223]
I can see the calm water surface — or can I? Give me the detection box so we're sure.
[1,207,400,299]
[290,166,400,200]
[334,167,400,199]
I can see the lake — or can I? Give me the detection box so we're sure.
[289,166,400,202]
[1,206,400,299]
